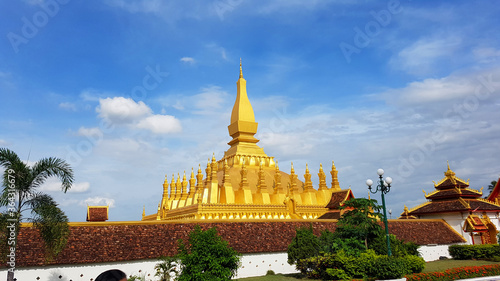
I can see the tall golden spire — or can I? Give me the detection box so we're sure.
[225,60,267,159]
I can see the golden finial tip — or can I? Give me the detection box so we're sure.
[239,58,243,78]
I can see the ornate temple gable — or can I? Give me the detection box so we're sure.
[423,162,478,201]
[463,214,488,232]
[398,205,417,219]
[432,161,470,190]
[425,188,482,200]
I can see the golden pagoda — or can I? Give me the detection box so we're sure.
[143,61,342,221]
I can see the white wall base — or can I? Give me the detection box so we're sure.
[0,252,298,281]
[0,245,458,281]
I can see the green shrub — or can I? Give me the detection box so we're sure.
[296,253,336,278]
[449,244,500,260]
[370,233,420,257]
[287,226,321,266]
[405,255,425,274]
[356,250,378,277]
[404,241,420,256]
[325,268,350,281]
[318,229,336,253]
[333,250,361,278]
[176,225,241,281]
[331,237,366,257]
[372,256,408,280]
[265,270,275,275]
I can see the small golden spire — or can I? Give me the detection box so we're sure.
[142,205,145,217]
[306,163,309,173]
[239,58,243,78]
[291,162,295,173]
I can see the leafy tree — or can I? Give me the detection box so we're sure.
[488,180,498,191]
[0,148,73,281]
[337,198,383,250]
[176,225,240,281]
[287,225,321,266]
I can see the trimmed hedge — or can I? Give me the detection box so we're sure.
[449,244,500,260]
[296,250,425,280]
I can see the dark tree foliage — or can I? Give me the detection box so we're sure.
[337,198,383,250]
[488,180,498,191]
[369,233,420,257]
[287,225,321,266]
[176,225,240,281]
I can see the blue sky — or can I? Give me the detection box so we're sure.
[1,0,499,222]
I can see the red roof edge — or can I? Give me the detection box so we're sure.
[487,177,500,202]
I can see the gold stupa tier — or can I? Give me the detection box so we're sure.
[143,61,343,221]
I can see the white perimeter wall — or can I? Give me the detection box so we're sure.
[0,252,297,281]
[0,246,462,281]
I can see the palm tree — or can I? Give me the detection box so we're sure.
[0,147,74,281]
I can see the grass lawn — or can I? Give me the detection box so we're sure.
[237,260,500,281]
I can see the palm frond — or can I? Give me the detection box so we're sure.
[31,157,74,192]
[0,148,22,168]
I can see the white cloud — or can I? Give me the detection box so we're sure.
[390,36,462,75]
[59,102,77,111]
[157,86,230,115]
[381,67,500,106]
[76,127,103,138]
[473,47,500,64]
[192,86,229,112]
[97,97,152,124]
[69,182,91,193]
[104,0,161,14]
[180,57,195,64]
[0,139,8,146]
[40,179,90,193]
[81,196,115,207]
[206,43,228,61]
[136,115,182,134]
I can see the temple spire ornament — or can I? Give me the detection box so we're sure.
[225,59,267,159]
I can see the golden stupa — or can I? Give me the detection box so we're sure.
[142,61,342,221]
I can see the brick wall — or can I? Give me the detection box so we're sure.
[9,219,465,268]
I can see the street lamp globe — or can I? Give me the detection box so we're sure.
[377,169,384,176]
[385,177,393,184]
[366,179,373,187]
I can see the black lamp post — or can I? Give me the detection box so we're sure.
[366,168,393,257]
